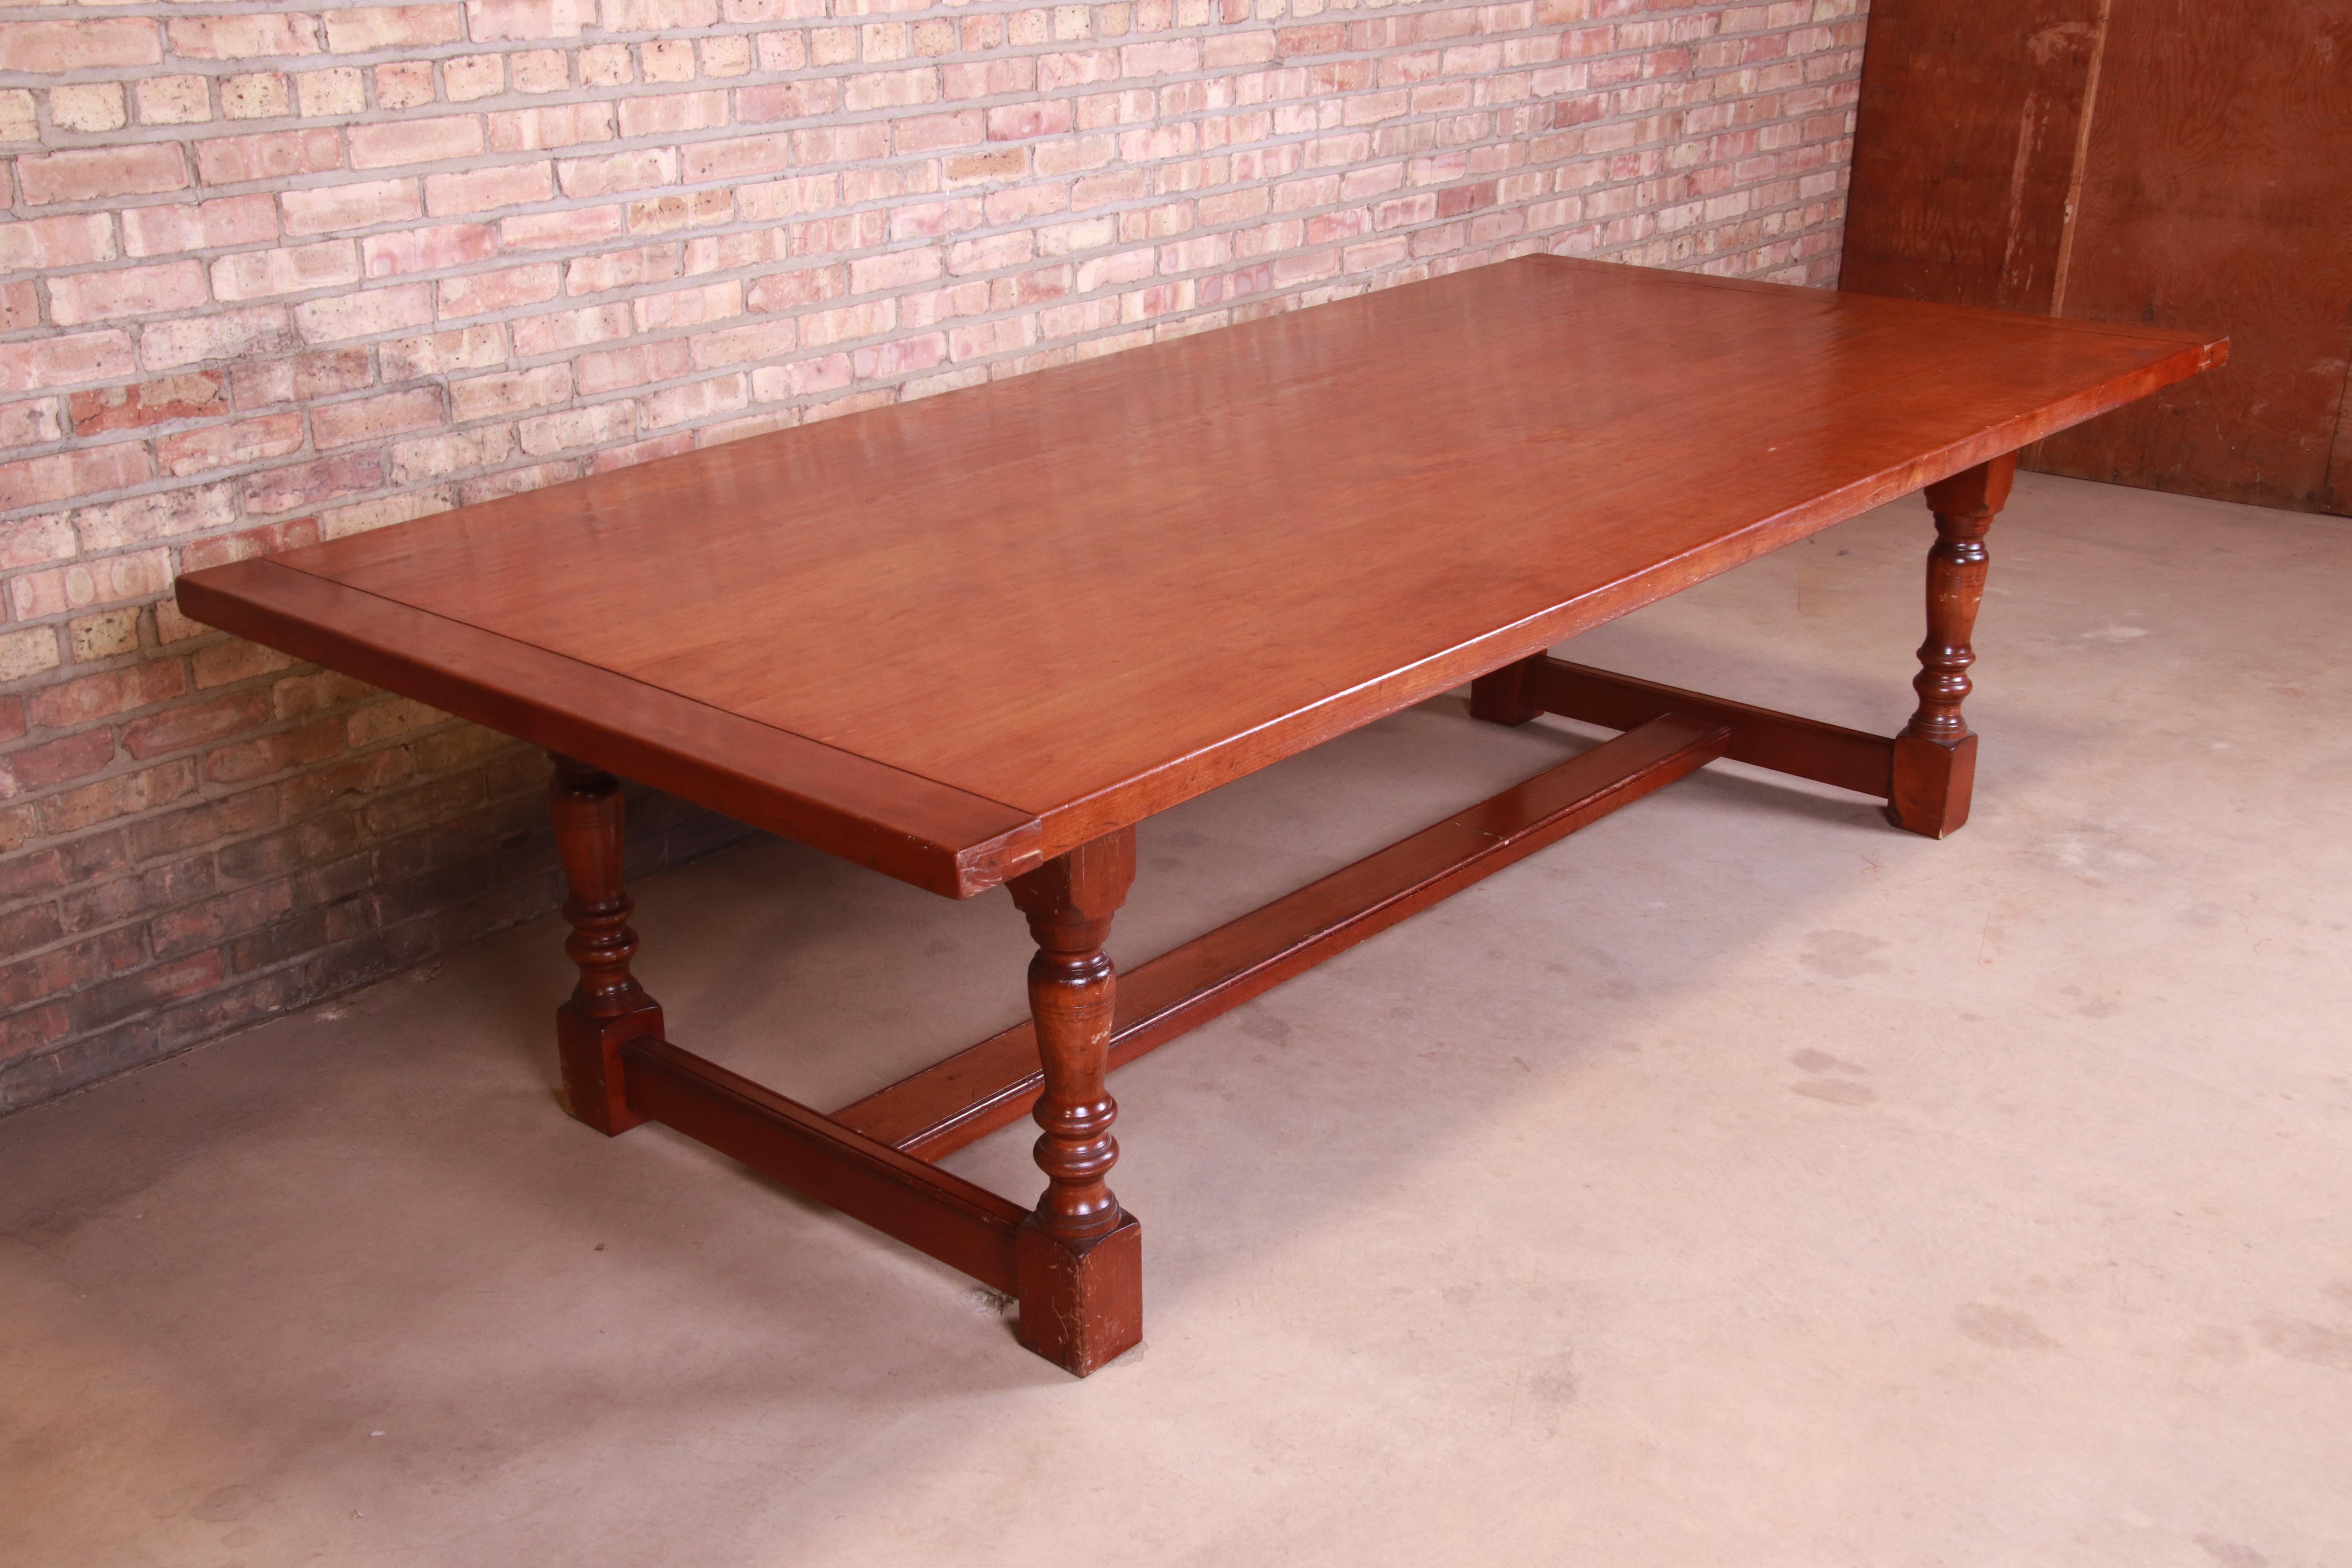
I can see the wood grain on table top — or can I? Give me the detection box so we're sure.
[188,255,2223,887]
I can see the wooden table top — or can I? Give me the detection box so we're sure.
[179,256,2223,896]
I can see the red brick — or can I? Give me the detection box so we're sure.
[680,134,793,183]
[500,205,626,250]
[0,20,162,73]
[141,308,300,374]
[156,414,308,477]
[71,485,238,553]
[0,332,138,396]
[0,930,145,1015]
[349,115,486,171]
[425,162,556,216]
[16,144,189,206]
[324,4,465,52]
[241,451,387,516]
[293,284,434,344]
[123,789,275,864]
[47,262,208,327]
[67,950,227,1034]
[122,196,280,260]
[468,0,598,41]
[181,519,324,574]
[194,129,343,187]
[362,223,500,280]
[0,444,154,514]
[122,692,275,762]
[281,179,425,238]
[203,717,345,784]
[0,397,63,448]
[450,365,572,422]
[25,662,188,730]
[488,102,618,152]
[233,350,375,410]
[312,388,446,449]
[436,263,562,318]
[0,213,116,273]
[8,545,174,620]
[150,882,296,959]
[166,13,319,59]
[69,372,229,435]
[192,640,298,691]
[0,1003,71,1067]
[0,730,117,797]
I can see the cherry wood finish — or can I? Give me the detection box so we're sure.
[1504,661,1894,799]
[173,562,1040,897]
[1890,456,2014,837]
[1006,831,1141,1374]
[176,258,2220,1376]
[180,256,2221,885]
[834,714,1730,1160]
[620,1035,1027,1292]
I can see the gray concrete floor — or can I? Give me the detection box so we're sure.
[3,473,2348,1567]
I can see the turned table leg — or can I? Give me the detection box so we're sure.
[549,754,662,1135]
[1007,827,1141,1376]
[1890,453,2016,838]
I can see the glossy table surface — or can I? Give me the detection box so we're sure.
[178,255,2222,895]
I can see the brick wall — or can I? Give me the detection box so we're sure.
[0,0,1866,1113]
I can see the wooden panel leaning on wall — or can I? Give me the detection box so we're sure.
[1840,0,2352,515]
[176,257,2221,1374]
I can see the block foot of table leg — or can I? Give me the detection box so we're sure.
[558,998,661,1136]
[1016,1211,1143,1376]
[1888,731,1976,839]
[1468,657,1543,727]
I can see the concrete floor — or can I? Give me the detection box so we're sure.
[2,472,2347,1567]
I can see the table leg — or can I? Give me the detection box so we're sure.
[1890,453,2016,838]
[1007,827,1142,1375]
[1469,657,1542,726]
[549,754,662,1135]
